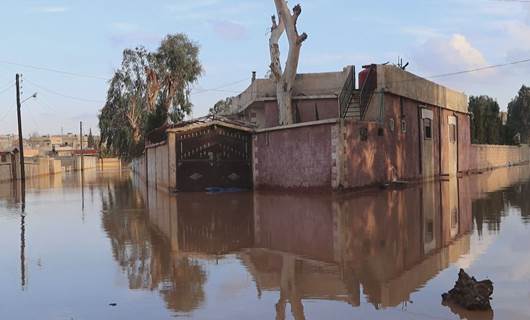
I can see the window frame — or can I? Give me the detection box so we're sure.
[423,118,433,140]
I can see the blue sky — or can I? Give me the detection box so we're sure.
[0,0,529,135]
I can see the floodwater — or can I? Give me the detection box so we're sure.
[1,168,530,319]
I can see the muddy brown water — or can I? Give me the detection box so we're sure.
[1,167,530,319]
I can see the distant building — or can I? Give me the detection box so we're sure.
[0,134,17,151]
[22,133,100,157]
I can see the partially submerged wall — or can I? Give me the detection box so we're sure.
[25,157,63,178]
[253,116,530,191]
[467,144,530,172]
[97,158,122,170]
[0,164,12,182]
[253,120,337,190]
[140,140,172,193]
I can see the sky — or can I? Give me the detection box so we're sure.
[0,0,530,136]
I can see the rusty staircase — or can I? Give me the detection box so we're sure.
[342,91,361,120]
[340,65,377,121]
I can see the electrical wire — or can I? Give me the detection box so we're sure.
[427,58,530,79]
[379,57,530,86]
[191,77,250,95]
[0,60,109,81]
[0,83,14,95]
[24,78,105,104]
[0,105,16,123]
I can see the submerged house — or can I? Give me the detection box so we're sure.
[132,64,530,192]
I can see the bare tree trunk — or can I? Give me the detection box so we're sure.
[127,99,142,143]
[269,0,307,125]
[145,68,160,112]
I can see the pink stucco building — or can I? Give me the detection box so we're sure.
[133,64,530,192]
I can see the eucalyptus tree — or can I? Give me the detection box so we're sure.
[99,34,202,159]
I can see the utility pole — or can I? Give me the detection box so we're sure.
[80,121,84,172]
[16,74,25,181]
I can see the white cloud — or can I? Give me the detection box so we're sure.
[412,33,490,78]
[448,34,488,68]
[32,6,68,13]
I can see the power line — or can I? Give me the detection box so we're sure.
[428,58,530,79]
[380,57,530,86]
[192,88,242,95]
[0,60,109,81]
[191,77,250,95]
[0,83,14,95]
[24,78,105,104]
[0,105,16,123]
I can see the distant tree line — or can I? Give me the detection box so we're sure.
[470,86,530,145]
[98,34,202,160]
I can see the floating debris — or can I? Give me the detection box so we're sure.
[442,269,493,310]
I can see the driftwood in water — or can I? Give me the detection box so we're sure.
[442,269,493,310]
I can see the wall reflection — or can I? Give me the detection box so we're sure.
[93,165,530,316]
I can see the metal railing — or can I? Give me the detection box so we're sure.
[359,65,377,120]
[339,66,355,118]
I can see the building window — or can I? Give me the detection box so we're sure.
[389,118,395,132]
[360,127,368,141]
[449,124,457,143]
[0,155,6,163]
[401,119,407,133]
[423,118,432,140]
[378,127,384,137]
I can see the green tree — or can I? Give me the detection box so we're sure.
[506,86,530,144]
[153,34,202,123]
[99,34,202,160]
[87,129,95,148]
[469,95,502,144]
[208,98,232,116]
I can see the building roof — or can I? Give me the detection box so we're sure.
[224,67,352,115]
[376,64,468,113]
[166,115,256,133]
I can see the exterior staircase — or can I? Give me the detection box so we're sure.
[340,64,377,121]
[343,90,361,120]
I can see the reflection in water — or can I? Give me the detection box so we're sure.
[92,165,530,318]
[2,166,526,318]
[100,178,209,313]
[246,178,470,313]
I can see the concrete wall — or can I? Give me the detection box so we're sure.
[0,164,12,182]
[24,157,63,178]
[242,97,339,128]
[252,94,530,191]
[58,155,96,172]
[253,120,336,190]
[136,140,173,193]
[467,145,530,171]
[376,64,468,113]
[227,68,349,115]
[97,158,122,170]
